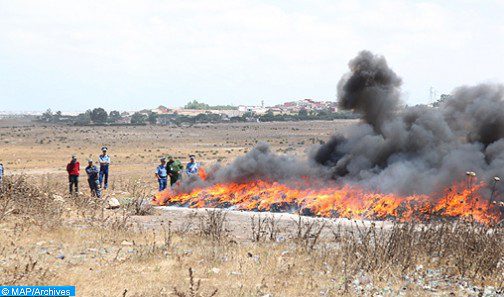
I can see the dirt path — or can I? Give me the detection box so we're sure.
[133,206,392,241]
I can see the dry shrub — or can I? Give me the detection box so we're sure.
[0,252,50,285]
[124,179,153,216]
[333,221,504,283]
[292,216,326,251]
[198,210,229,241]
[0,175,63,227]
[250,214,280,242]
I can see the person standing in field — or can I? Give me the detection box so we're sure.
[186,155,199,176]
[85,159,101,198]
[166,155,183,187]
[99,146,110,190]
[0,162,4,187]
[155,157,168,191]
[66,155,80,196]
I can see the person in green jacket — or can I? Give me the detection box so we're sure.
[166,155,183,187]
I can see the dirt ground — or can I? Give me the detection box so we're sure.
[0,119,355,179]
[1,119,502,296]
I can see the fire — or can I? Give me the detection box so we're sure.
[198,167,207,181]
[153,179,502,224]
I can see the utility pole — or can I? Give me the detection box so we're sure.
[429,87,438,102]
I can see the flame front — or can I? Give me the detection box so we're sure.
[153,179,502,224]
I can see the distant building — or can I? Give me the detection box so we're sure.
[175,109,245,117]
[238,105,268,115]
[116,116,131,124]
[152,105,172,114]
[273,99,338,114]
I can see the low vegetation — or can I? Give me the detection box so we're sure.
[1,175,502,296]
[37,106,358,126]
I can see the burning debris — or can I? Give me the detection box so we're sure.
[154,50,504,224]
[154,179,500,224]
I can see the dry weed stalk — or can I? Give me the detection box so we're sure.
[173,268,218,297]
[126,179,153,216]
[335,220,504,282]
[198,210,229,241]
[250,214,280,242]
[292,216,326,250]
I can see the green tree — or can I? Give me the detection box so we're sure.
[48,111,63,123]
[148,112,158,124]
[40,109,53,122]
[75,110,92,125]
[184,100,237,110]
[108,110,121,123]
[91,108,108,124]
[184,100,211,110]
[298,109,308,118]
[131,112,148,124]
[259,110,274,122]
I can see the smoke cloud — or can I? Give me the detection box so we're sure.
[315,51,504,195]
[177,50,504,198]
[338,50,402,131]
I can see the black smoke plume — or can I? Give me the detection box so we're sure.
[315,51,504,195]
[178,50,504,198]
[337,50,402,131]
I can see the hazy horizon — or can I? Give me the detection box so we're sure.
[1,0,504,112]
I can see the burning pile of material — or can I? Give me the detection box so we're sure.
[154,179,501,224]
[154,50,504,224]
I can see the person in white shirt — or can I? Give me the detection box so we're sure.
[99,146,111,189]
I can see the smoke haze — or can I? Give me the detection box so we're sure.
[178,50,504,198]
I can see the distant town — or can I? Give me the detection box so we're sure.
[1,98,360,125]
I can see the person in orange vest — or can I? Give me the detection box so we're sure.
[66,155,80,196]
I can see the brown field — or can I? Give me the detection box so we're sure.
[0,120,352,181]
[0,119,503,297]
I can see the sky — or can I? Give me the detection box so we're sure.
[1,0,503,112]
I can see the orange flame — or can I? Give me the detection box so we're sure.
[153,179,502,224]
[198,167,207,181]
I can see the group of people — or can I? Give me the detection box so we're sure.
[155,154,199,191]
[65,146,200,197]
[66,146,111,198]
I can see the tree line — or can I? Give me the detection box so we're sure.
[39,107,357,126]
[39,108,158,125]
[183,100,238,110]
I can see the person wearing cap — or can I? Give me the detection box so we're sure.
[66,155,80,195]
[155,157,168,191]
[186,155,199,176]
[99,146,111,190]
[85,159,101,198]
[166,155,183,187]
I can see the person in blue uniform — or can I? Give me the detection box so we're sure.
[155,157,168,191]
[99,146,110,190]
[0,162,4,187]
[85,159,101,198]
[186,155,199,176]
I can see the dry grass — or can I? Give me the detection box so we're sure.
[0,120,503,296]
[0,176,503,296]
[0,121,352,181]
